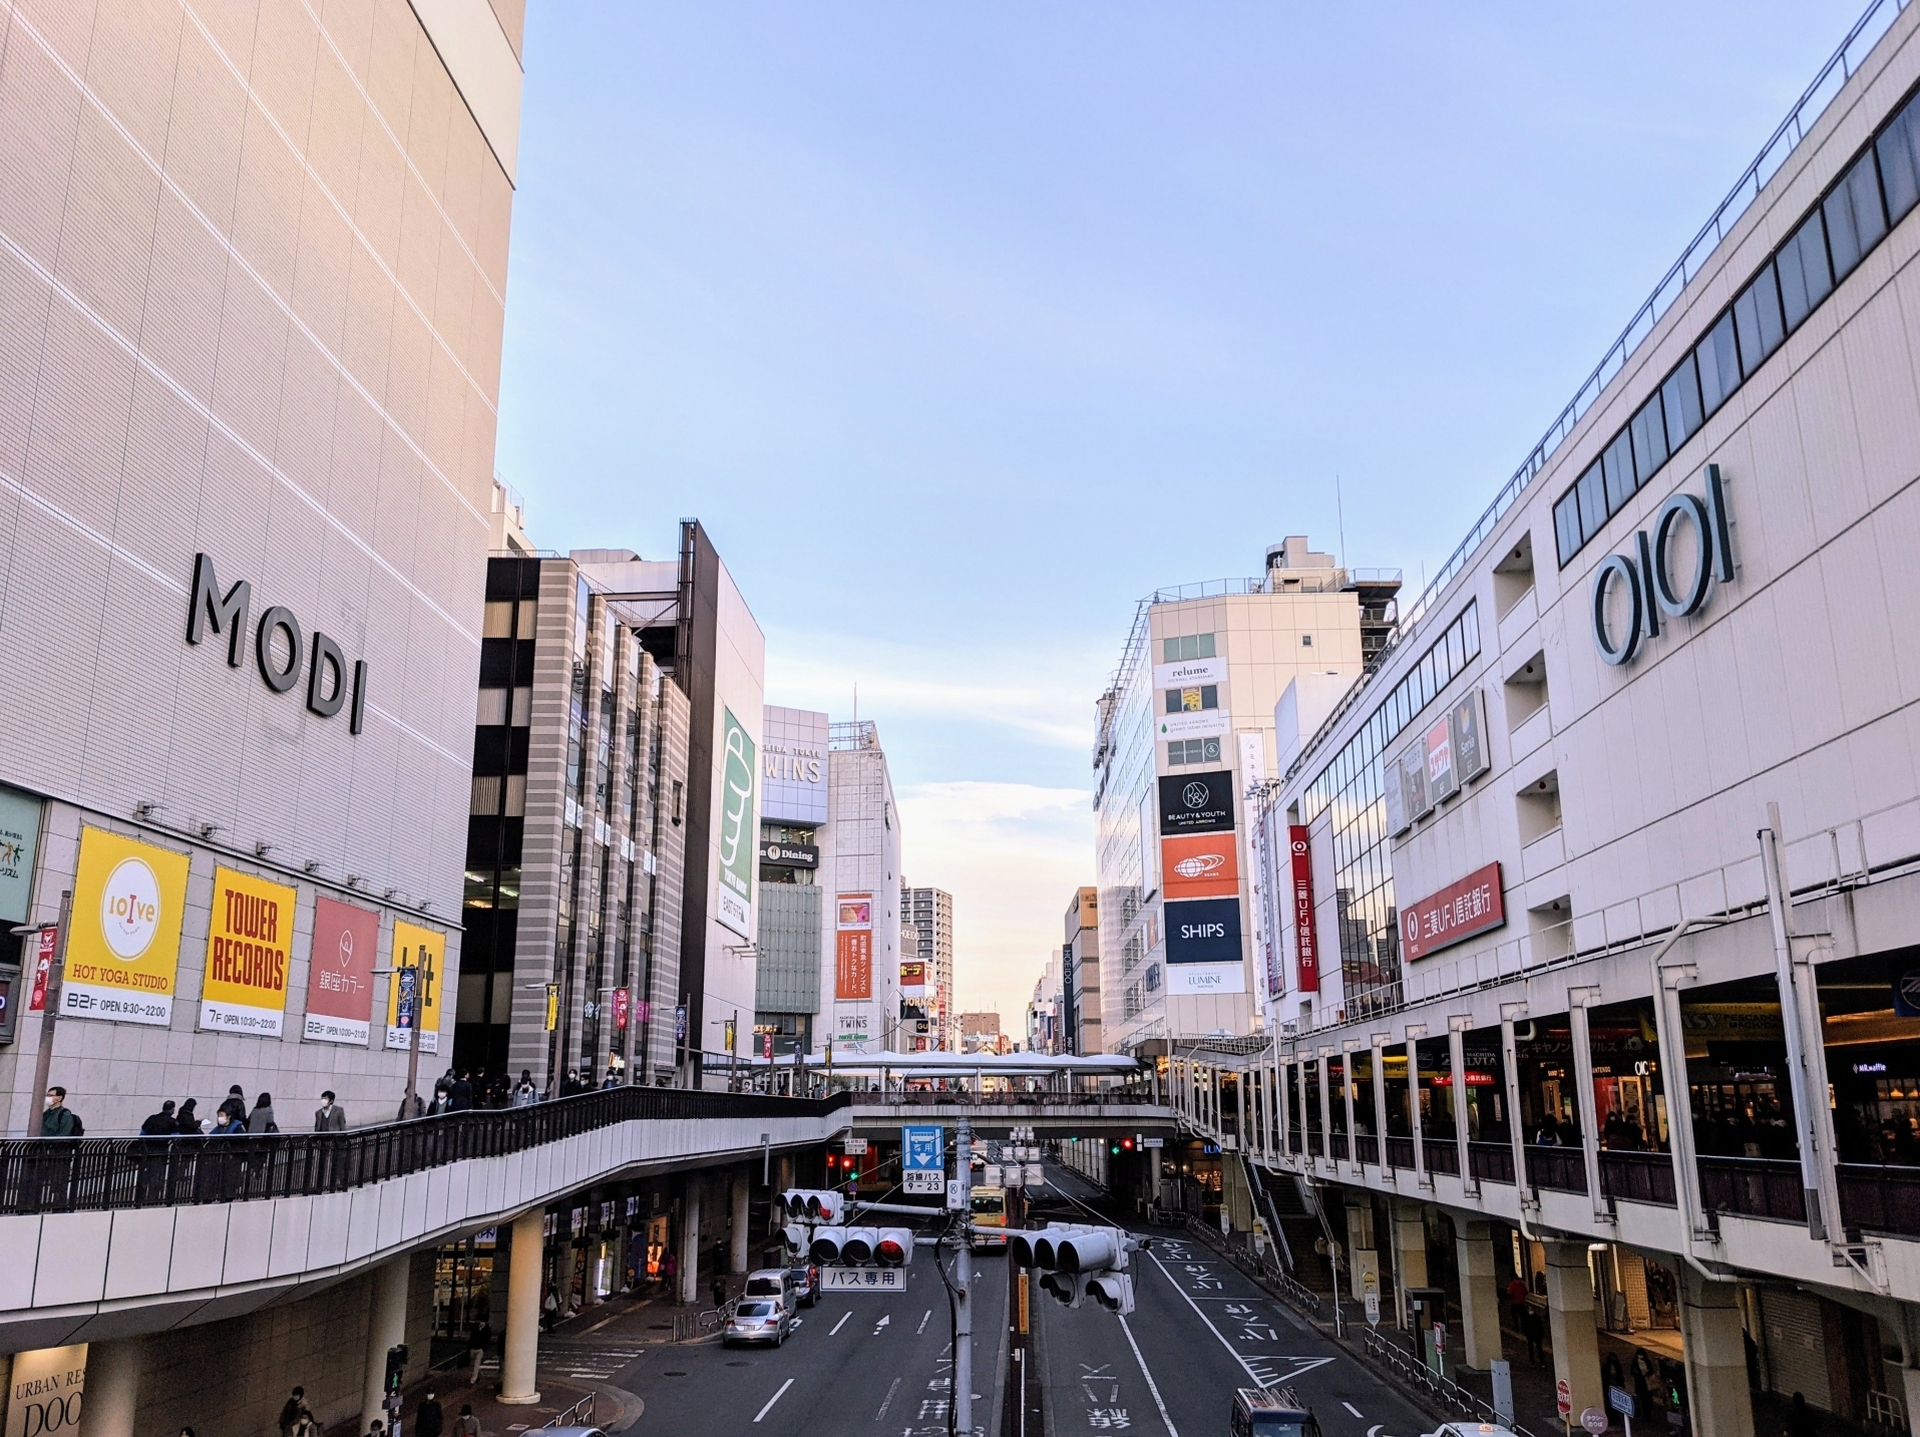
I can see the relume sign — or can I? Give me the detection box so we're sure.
[1590,466,1734,667]
[186,553,369,733]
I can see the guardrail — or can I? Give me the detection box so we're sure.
[542,1393,595,1429]
[1181,1214,1327,1322]
[1360,1327,1542,1437]
[0,1086,853,1215]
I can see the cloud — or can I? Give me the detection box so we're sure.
[895,781,1094,1030]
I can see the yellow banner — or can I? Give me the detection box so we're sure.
[387,919,446,1052]
[200,865,297,1036]
[63,828,190,1026]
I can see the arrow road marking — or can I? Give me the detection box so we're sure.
[831,1311,852,1335]
[1118,1314,1179,1437]
[753,1378,795,1424]
[874,1314,892,1335]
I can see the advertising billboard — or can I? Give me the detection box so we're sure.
[386,920,446,1051]
[1161,833,1240,900]
[199,866,297,1036]
[761,707,829,824]
[1165,896,1242,964]
[1400,862,1505,961]
[835,893,873,1000]
[305,895,378,1045]
[716,707,757,939]
[1157,770,1235,835]
[0,785,42,926]
[63,828,190,1026]
[899,960,927,998]
[1288,826,1320,992]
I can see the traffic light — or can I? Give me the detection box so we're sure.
[778,1188,843,1223]
[1120,1136,1134,1151]
[384,1343,409,1394]
[1011,1222,1141,1316]
[875,1228,914,1266]
[810,1226,848,1263]
[841,1226,880,1263]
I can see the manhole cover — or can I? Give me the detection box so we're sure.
[663,1370,688,1377]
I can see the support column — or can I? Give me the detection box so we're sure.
[1150,1146,1163,1199]
[730,1165,750,1274]
[1391,1199,1428,1330]
[1346,1194,1380,1302]
[1675,1266,1754,1437]
[1542,1240,1604,1421]
[360,1256,410,1431]
[1454,1220,1503,1372]
[679,1174,702,1306]
[500,1210,544,1405]
[76,1337,140,1437]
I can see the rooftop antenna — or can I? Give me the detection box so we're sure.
[853,682,858,724]
[1335,472,1348,570]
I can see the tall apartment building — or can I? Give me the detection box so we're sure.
[0,2,523,1132]
[825,721,905,1055]
[1063,886,1101,1054]
[1091,539,1396,1054]
[902,884,955,1050]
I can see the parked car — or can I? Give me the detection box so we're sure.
[724,1298,792,1347]
[786,1260,821,1307]
[744,1266,797,1315]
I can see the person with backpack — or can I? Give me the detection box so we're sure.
[248,1093,280,1133]
[40,1087,81,1137]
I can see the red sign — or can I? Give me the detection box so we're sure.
[613,988,630,1030]
[1288,826,1319,993]
[762,1031,774,1059]
[1400,862,1505,962]
[1162,833,1240,899]
[28,928,54,1012]
[304,896,379,1044]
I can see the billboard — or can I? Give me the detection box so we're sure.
[1161,833,1240,900]
[200,866,297,1036]
[761,707,829,824]
[1288,826,1320,992]
[1400,862,1505,962]
[63,828,190,1027]
[899,960,927,998]
[835,893,873,1000]
[305,895,378,1045]
[385,919,446,1051]
[0,785,42,926]
[716,707,757,938]
[1157,770,1235,835]
[1165,896,1242,964]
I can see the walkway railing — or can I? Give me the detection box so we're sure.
[0,1086,852,1215]
[1360,1327,1542,1437]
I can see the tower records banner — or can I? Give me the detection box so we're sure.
[835,893,873,1000]
[305,895,378,1045]
[385,920,445,1052]
[63,828,190,1027]
[200,866,297,1036]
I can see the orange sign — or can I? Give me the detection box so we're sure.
[835,891,873,999]
[1161,833,1240,899]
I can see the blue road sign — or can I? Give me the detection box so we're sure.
[903,1125,945,1171]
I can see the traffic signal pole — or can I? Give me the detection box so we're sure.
[955,1116,973,1437]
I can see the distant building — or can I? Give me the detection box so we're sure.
[1063,887,1101,1054]
[959,1011,1002,1054]
[902,884,956,1049]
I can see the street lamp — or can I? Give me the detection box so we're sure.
[11,888,72,1138]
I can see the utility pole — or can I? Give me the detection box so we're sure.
[22,889,72,1136]
[955,1115,973,1437]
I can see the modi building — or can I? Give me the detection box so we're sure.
[1165,4,1920,1435]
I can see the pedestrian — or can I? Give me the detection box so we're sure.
[450,1072,473,1111]
[1786,1392,1818,1437]
[663,1249,678,1296]
[541,1288,558,1330]
[1521,1304,1544,1366]
[711,1273,727,1310]
[1603,1350,1625,1394]
[451,1406,481,1437]
[175,1098,202,1134]
[315,1090,347,1131]
[513,1070,538,1107]
[466,1323,489,1386]
[1505,1274,1529,1329]
[366,1421,386,1437]
[226,1083,247,1115]
[141,1099,178,1136]
[415,1391,444,1437]
[278,1387,308,1437]
[249,1092,279,1133]
[40,1086,81,1137]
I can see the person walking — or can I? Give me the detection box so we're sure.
[248,1092,279,1133]
[513,1071,538,1107]
[415,1392,444,1437]
[315,1091,347,1131]
[141,1100,177,1135]
[466,1324,489,1386]
[278,1387,308,1437]
[40,1087,81,1136]
[711,1273,727,1311]
[451,1406,480,1437]
[175,1098,202,1134]
[1521,1304,1545,1366]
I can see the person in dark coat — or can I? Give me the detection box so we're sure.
[248,1093,279,1133]
[315,1091,347,1131]
[141,1100,177,1136]
[278,1387,307,1437]
[449,1073,473,1111]
[175,1098,201,1134]
[415,1393,444,1437]
[40,1087,80,1137]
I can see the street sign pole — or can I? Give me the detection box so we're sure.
[24,889,71,1136]
[955,1116,973,1437]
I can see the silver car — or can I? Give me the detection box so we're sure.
[724,1298,792,1347]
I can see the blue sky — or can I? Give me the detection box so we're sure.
[496,0,1867,1023]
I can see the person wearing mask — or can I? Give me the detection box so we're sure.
[140,1100,178,1136]
[513,1071,538,1107]
[175,1098,202,1135]
[315,1091,347,1131]
[214,1104,249,1135]
[278,1387,308,1437]
[40,1087,81,1137]
[450,1406,481,1437]
[414,1392,444,1437]
[249,1093,279,1133]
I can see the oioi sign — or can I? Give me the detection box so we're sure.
[1591,465,1734,666]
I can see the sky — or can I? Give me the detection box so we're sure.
[496,0,1869,1026]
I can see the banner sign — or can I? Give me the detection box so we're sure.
[385,920,445,1051]
[1161,832,1239,900]
[613,987,631,1030]
[1166,896,1242,964]
[63,828,190,1026]
[835,893,873,999]
[4,1344,86,1437]
[1400,862,1505,962]
[304,895,377,1045]
[0,784,42,926]
[715,707,757,939]
[899,960,927,998]
[199,866,297,1036]
[822,1268,906,1292]
[1157,771,1235,835]
[1288,825,1320,993]
[28,928,54,1013]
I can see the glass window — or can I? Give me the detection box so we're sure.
[1825,149,1887,280]
[1733,262,1784,375]
[1553,491,1582,567]
[482,601,514,639]
[1696,311,1740,417]
[1197,632,1216,658]
[1878,94,1920,225]
[1601,429,1637,514]
[1163,633,1217,662]
[1460,603,1480,658]
[1163,637,1179,662]
[1629,393,1668,484]
[1661,354,1703,454]
[476,688,508,725]
[1575,460,1608,546]
[1776,211,1832,331]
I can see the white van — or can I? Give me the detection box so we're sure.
[743,1267,796,1316]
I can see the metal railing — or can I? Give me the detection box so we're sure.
[1840,1163,1920,1239]
[1697,1154,1808,1224]
[1360,1327,1541,1437]
[1524,1144,1588,1195]
[0,1086,853,1214]
[1601,1149,1678,1207]
[542,1394,595,1429]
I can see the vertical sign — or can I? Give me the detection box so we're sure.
[1288,825,1320,993]
[835,894,873,999]
[386,920,445,1052]
[63,828,190,1026]
[715,707,757,939]
[28,927,54,1012]
[0,784,43,926]
[200,866,297,1036]
[613,987,630,1030]
[305,896,378,1045]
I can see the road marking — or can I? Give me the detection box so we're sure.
[831,1311,852,1335]
[1344,1403,1365,1418]
[874,1314,892,1335]
[754,1378,795,1423]
[583,1312,619,1333]
[1146,1247,1319,1391]
[1118,1314,1179,1437]
[1368,1426,1383,1437]
[876,1376,903,1419]
[917,1309,932,1334]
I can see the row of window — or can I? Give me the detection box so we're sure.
[1165,684,1220,714]
[1168,737,1223,767]
[1553,77,1920,568]
[1162,632,1217,662]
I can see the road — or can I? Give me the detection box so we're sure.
[612,1163,1439,1437]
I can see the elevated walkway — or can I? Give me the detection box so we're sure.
[846,1091,1177,1138]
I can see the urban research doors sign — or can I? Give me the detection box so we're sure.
[64,828,190,1026]
[200,865,296,1035]
[0,784,42,926]
[836,894,873,999]
[305,895,378,1045]
[716,707,757,939]
[385,920,445,1052]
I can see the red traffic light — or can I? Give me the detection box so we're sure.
[1121,1137,1134,1150]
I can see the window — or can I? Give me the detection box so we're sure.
[1661,354,1703,454]
[1696,311,1740,416]
[1169,737,1223,767]
[1825,149,1887,280]
[1732,262,1784,375]
[1553,491,1582,567]
[1575,461,1607,548]
[1601,430,1637,514]
[1166,685,1218,713]
[1776,212,1832,330]
[1878,91,1920,224]
[1162,633,1217,662]
[1629,393,1668,484]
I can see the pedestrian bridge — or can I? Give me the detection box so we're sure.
[846,1091,1178,1139]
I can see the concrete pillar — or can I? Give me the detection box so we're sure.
[1454,1220,1503,1372]
[679,1174,702,1305]
[1346,1194,1380,1302]
[76,1336,140,1437]
[1676,1266,1754,1437]
[360,1256,410,1431]
[499,1209,544,1405]
[777,1154,795,1195]
[1150,1147,1162,1197]
[1391,1199,1427,1330]
[1542,1240,1604,1421]
[1902,1366,1920,1436]
[730,1165,750,1274]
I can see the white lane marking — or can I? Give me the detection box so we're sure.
[1118,1313,1179,1437]
[753,1378,795,1423]
[1368,1426,1383,1437]
[831,1311,852,1335]
[917,1309,932,1334]
[876,1376,903,1419]
[874,1314,892,1335]
[1344,1403,1365,1418]
[1145,1246,1292,1390]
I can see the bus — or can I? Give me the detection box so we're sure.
[969,1186,1008,1249]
